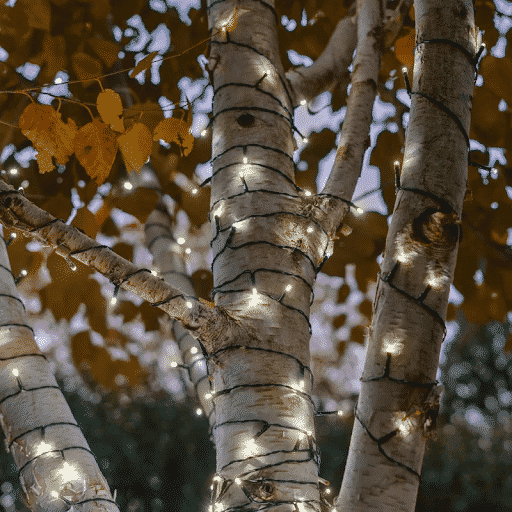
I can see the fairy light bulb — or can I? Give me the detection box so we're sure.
[10,233,16,239]
[190,346,198,355]
[151,270,158,276]
[123,181,133,190]
[20,269,27,276]
[12,369,18,377]
[235,478,242,486]
[243,157,248,164]
[185,248,191,254]
[252,287,257,295]
[201,129,207,137]
[303,137,309,143]
[205,393,212,399]
[300,99,307,106]
[177,237,185,245]
[307,226,313,233]
[34,441,53,457]
[9,168,18,175]
[196,407,203,416]
[337,410,343,416]
[402,66,408,74]
[110,297,118,306]
[304,190,311,196]
[170,361,178,368]
[186,301,193,308]
[285,284,292,292]
[192,188,198,195]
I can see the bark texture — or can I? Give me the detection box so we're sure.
[335,0,478,509]
[0,238,119,511]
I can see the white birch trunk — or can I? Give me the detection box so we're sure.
[204,1,332,510]
[0,237,119,511]
[335,0,478,509]
[144,201,215,422]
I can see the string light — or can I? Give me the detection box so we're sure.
[196,408,203,416]
[170,361,178,368]
[177,237,185,245]
[300,100,307,106]
[304,190,311,196]
[185,248,191,254]
[123,181,133,190]
[110,297,117,305]
[190,347,198,355]
[243,157,248,164]
[192,188,198,195]
[12,369,18,377]
[9,168,18,175]
[65,258,77,271]
[201,129,208,137]
[151,269,158,276]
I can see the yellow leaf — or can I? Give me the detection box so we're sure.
[19,103,77,171]
[153,117,194,156]
[97,89,124,132]
[129,51,159,79]
[74,119,118,185]
[35,150,54,174]
[71,51,103,83]
[117,122,152,173]
[19,103,58,154]
[54,117,77,165]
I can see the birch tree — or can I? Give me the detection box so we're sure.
[0,0,508,511]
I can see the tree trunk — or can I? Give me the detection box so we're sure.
[0,236,119,512]
[204,1,329,509]
[335,0,478,509]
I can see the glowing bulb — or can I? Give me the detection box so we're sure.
[356,207,364,214]
[170,361,178,368]
[490,168,498,179]
[402,66,408,74]
[20,269,27,276]
[337,410,343,416]
[201,129,207,137]
[185,247,191,254]
[190,347,198,355]
[303,137,309,143]
[300,99,307,105]
[243,157,248,164]
[34,441,53,457]
[252,287,257,295]
[151,270,158,276]
[192,188,198,194]
[213,476,222,482]
[9,168,18,175]
[196,408,203,416]
[325,488,331,495]
[177,237,185,245]
[123,181,133,190]
[394,160,400,167]
[205,393,212,399]
[285,284,292,292]
[186,301,193,308]
[307,226,313,233]
[12,369,18,377]
[304,190,311,196]
[306,430,312,436]
[69,262,77,271]
[110,297,118,306]
[54,77,63,84]
[51,491,59,498]
[235,478,242,486]
[10,233,16,239]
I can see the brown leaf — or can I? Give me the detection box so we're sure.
[118,122,152,172]
[19,0,50,30]
[74,119,118,185]
[88,35,119,68]
[124,102,165,133]
[54,117,77,165]
[107,187,160,223]
[394,28,415,69]
[129,51,159,79]
[97,89,124,132]
[71,51,103,83]
[73,207,99,239]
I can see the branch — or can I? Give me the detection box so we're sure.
[285,4,357,107]
[0,179,231,350]
[285,0,413,107]
[317,0,412,232]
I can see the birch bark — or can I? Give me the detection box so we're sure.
[0,237,119,511]
[334,0,478,509]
